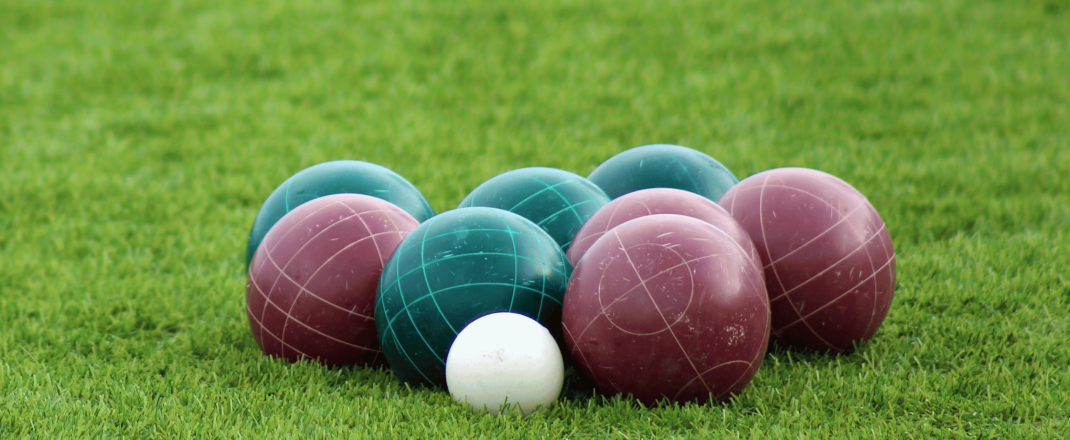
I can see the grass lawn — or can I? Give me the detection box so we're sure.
[2,0,1069,437]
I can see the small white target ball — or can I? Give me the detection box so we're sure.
[445,312,564,417]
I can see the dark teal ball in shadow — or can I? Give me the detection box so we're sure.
[246,160,434,269]
[588,144,739,201]
[458,167,610,252]
[375,207,571,389]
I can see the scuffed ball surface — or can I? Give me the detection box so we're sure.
[375,207,571,388]
[246,194,420,366]
[246,160,434,268]
[458,167,610,251]
[562,215,769,405]
[587,144,739,201]
[719,167,896,353]
[567,187,761,267]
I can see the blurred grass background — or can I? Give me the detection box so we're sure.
[1,0,1068,437]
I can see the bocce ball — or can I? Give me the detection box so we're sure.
[567,188,761,267]
[718,167,896,353]
[562,214,770,405]
[246,193,420,366]
[375,207,571,388]
[445,312,564,417]
[458,167,610,251]
[246,160,434,268]
[587,144,739,201]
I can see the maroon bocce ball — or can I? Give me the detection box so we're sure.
[567,188,762,268]
[562,215,770,405]
[246,193,420,366]
[718,167,896,353]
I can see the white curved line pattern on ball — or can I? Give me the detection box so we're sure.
[379,229,569,295]
[773,254,896,335]
[767,222,889,303]
[744,176,894,350]
[347,205,387,266]
[672,359,751,401]
[247,282,380,353]
[496,211,522,314]
[246,301,317,361]
[274,228,405,346]
[612,232,712,396]
[256,200,355,273]
[513,178,588,224]
[574,248,744,343]
[379,219,562,383]
[264,230,402,320]
[505,178,571,212]
[256,204,403,357]
[753,183,885,329]
[576,199,655,255]
[585,252,730,339]
[728,183,871,269]
[761,201,869,270]
[595,246,717,337]
[388,214,446,371]
[256,234,391,351]
[254,204,400,345]
[417,215,459,336]
[757,175,838,350]
[719,335,770,400]
[255,201,358,346]
[562,324,595,381]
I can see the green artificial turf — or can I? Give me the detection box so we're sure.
[2,0,1069,437]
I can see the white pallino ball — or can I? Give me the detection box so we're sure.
[445,312,565,416]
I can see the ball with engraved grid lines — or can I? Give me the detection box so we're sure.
[586,144,739,202]
[375,207,571,389]
[562,214,770,405]
[246,193,420,366]
[244,160,434,269]
[566,188,762,268]
[717,167,897,353]
[457,167,610,252]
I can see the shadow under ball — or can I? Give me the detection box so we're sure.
[246,194,420,366]
[718,167,897,353]
[562,215,770,405]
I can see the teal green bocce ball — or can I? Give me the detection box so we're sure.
[587,144,739,201]
[458,167,610,251]
[375,207,571,388]
[246,160,434,268]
